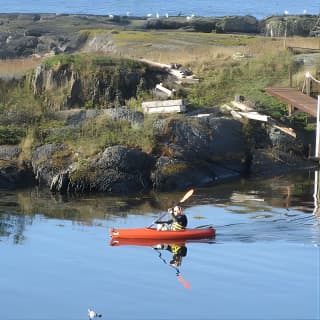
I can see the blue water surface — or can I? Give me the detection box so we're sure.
[1,173,319,320]
[1,0,319,19]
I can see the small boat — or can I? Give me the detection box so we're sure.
[109,226,215,241]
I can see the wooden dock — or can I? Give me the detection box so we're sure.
[265,87,318,117]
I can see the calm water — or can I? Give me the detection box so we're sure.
[1,0,319,19]
[1,171,320,320]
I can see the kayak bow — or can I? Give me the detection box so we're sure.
[109,227,215,240]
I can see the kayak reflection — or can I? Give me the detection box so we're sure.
[153,243,187,267]
[110,239,190,288]
[110,239,214,289]
[153,243,191,289]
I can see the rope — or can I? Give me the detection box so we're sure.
[306,72,320,84]
[302,72,320,94]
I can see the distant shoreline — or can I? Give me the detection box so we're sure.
[0,12,318,20]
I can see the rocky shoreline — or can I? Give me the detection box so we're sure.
[0,13,319,195]
[1,104,317,194]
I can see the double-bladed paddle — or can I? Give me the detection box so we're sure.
[148,189,194,228]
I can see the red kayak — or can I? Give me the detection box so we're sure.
[109,226,215,240]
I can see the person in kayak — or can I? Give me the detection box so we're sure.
[157,205,188,231]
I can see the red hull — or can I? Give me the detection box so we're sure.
[109,227,215,240]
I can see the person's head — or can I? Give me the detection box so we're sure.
[173,205,182,216]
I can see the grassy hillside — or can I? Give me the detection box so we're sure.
[0,31,319,161]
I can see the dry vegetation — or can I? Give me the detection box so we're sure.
[110,30,320,66]
[0,56,42,79]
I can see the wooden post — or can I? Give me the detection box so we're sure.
[313,170,320,215]
[315,96,320,158]
[306,75,311,96]
[289,64,292,88]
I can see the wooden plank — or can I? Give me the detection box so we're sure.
[142,99,186,114]
[228,100,296,138]
[238,111,269,122]
[265,87,317,117]
[155,83,173,97]
[274,125,296,138]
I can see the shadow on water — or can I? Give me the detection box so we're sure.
[1,170,320,245]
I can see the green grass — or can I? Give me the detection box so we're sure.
[35,114,155,156]
[187,50,296,115]
[0,126,26,145]
[43,53,145,71]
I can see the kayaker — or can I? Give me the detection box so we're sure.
[157,205,188,231]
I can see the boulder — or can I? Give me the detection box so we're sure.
[151,156,217,191]
[150,115,249,190]
[102,107,144,126]
[0,145,21,160]
[153,115,247,162]
[64,145,155,194]
[31,143,72,187]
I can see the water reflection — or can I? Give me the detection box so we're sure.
[110,238,197,289]
[1,170,320,244]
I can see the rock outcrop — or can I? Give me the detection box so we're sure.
[150,115,249,190]
[262,15,317,37]
[50,145,155,194]
[47,115,251,193]
[31,58,168,110]
[31,143,72,187]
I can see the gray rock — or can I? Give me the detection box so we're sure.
[153,115,247,162]
[102,107,144,126]
[53,107,144,127]
[262,15,317,37]
[66,145,155,194]
[0,145,21,160]
[31,143,71,187]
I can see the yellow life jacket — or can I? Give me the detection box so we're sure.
[171,222,185,230]
[171,244,182,254]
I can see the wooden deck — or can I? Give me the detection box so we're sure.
[265,87,318,117]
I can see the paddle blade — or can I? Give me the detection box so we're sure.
[179,189,194,204]
[178,275,192,289]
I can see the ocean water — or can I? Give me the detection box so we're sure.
[1,0,319,19]
[1,172,320,320]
